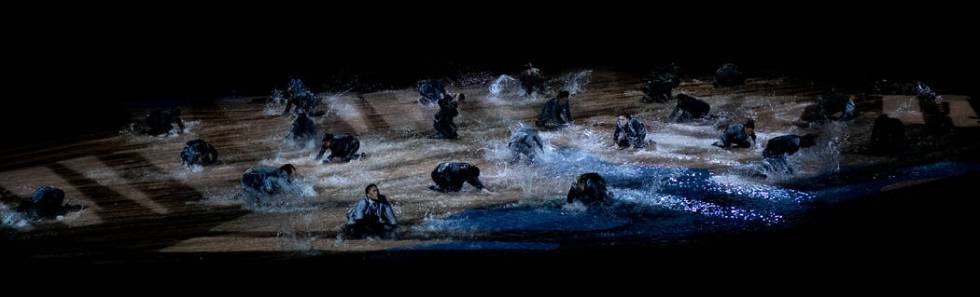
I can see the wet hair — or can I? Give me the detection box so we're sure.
[279,164,296,176]
[456,93,466,102]
[575,173,603,190]
[800,134,818,148]
[744,119,755,129]
[558,90,570,98]
[365,184,378,195]
[618,113,632,119]
[322,133,334,142]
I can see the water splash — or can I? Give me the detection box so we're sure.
[118,119,201,139]
[415,146,817,244]
[783,121,847,178]
[560,70,593,95]
[228,160,320,213]
[275,210,322,254]
[172,164,206,181]
[263,100,286,116]
[1,203,32,231]
[454,72,495,88]
[324,95,362,120]
[488,74,519,99]
[166,120,200,137]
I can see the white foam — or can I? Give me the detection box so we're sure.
[1,203,32,231]
[560,70,593,95]
[325,95,362,120]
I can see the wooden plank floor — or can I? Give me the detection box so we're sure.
[2,70,977,259]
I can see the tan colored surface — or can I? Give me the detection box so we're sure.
[1,71,975,254]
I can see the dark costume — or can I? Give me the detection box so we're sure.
[641,66,681,103]
[914,81,953,132]
[283,78,320,116]
[567,173,610,205]
[316,133,361,163]
[713,63,745,87]
[714,123,755,149]
[508,127,544,163]
[430,162,486,192]
[762,134,815,175]
[799,94,857,123]
[518,65,545,96]
[16,186,69,219]
[142,108,185,136]
[432,97,459,139]
[241,166,293,195]
[535,95,572,129]
[614,118,647,149]
[417,79,451,105]
[180,139,219,166]
[668,94,710,122]
[289,113,318,143]
[342,195,398,239]
[869,114,907,155]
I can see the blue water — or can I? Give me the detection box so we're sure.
[807,161,980,204]
[404,149,980,251]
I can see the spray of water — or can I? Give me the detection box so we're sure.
[324,95,362,120]
[1,203,32,231]
[786,121,847,177]
[560,70,593,95]
[263,100,286,116]
[488,74,519,100]
[454,72,495,88]
[275,210,323,254]
[237,177,319,213]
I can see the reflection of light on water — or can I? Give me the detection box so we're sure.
[414,201,631,235]
[416,145,829,241]
[614,189,786,225]
[810,161,980,204]
[472,119,846,232]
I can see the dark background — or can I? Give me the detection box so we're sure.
[3,10,975,150]
[1,8,978,277]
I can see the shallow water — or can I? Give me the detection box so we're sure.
[11,70,973,255]
[410,145,980,250]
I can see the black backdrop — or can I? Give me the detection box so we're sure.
[2,6,979,275]
[3,9,976,149]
